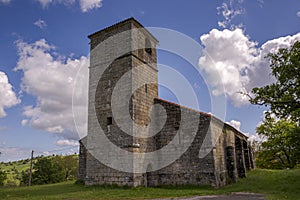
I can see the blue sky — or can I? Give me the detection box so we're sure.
[0,0,300,162]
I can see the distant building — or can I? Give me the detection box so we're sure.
[78,18,254,187]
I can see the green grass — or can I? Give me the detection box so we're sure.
[0,159,31,186]
[222,169,300,200]
[0,169,299,200]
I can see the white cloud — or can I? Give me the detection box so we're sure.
[199,28,300,106]
[34,19,47,29]
[0,0,11,4]
[37,0,102,12]
[226,120,263,144]
[0,146,31,162]
[297,11,300,17]
[0,71,20,118]
[21,119,28,126]
[37,0,75,8]
[37,0,53,8]
[14,39,89,141]
[80,0,102,12]
[56,139,78,146]
[246,133,266,152]
[226,120,261,144]
[227,119,241,130]
[217,0,245,29]
[256,110,279,130]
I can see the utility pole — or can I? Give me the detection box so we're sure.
[28,150,34,186]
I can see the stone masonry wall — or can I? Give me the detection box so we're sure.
[146,98,217,187]
[78,18,254,187]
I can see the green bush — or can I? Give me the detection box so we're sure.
[32,157,65,185]
[20,155,78,185]
[0,169,7,186]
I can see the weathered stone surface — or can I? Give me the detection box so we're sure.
[78,17,254,188]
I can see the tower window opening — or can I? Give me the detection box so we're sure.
[145,38,152,55]
[107,117,112,125]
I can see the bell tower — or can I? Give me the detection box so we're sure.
[85,18,159,186]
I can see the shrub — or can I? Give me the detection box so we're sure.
[0,169,7,186]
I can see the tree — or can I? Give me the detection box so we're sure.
[255,118,300,169]
[250,41,300,122]
[53,155,78,181]
[0,169,7,186]
[20,156,65,185]
[32,156,65,185]
[20,155,78,185]
[20,169,30,186]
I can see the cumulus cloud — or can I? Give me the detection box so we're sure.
[227,119,241,130]
[56,139,78,146]
[217,0,245,29]
[297,11,300,17]
[0,0,11,4]
[34,19,47,29]
[37,0,102,12]
[0,71,20,117]
[199,28,300,106]
[14,39,89,142]
[80,0,102,12]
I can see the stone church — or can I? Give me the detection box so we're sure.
[78,18,254,187]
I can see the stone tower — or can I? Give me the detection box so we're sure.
[83,18,160,186]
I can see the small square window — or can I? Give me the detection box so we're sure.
[107,117,112,125]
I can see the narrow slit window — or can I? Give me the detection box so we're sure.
[145,38,152,55]
[145,84,148,93]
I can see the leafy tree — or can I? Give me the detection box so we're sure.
[53,155,78,180]
[250,41,300,122]
[20,169,30,186]
[255,118,300,169]
[20,156,65,185]
[32,156,65,185]
[20,155,78,185]
[0,169,7,186]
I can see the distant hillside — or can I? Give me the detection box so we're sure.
[0,154,78,187]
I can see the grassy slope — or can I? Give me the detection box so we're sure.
[223,169,300,200]
[0,155,78,186]
[0,160,31,186]
[0,169,299,200]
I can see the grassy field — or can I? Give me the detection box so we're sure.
[0,159,31,186]
[0,169,299,200]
